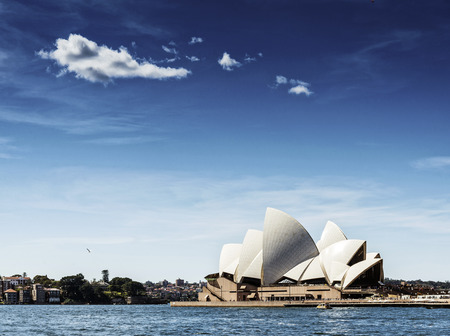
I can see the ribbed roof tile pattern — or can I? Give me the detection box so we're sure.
[283,257,314,281]
[320,240,366,285]
[262,208,319,285]
[342,258,383,289]
[219,243,242,276]
[236,230,263,282]
[300,256,325,281]
[316,220,347,252]
[242,250,263,280]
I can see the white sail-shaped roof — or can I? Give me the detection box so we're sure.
[283,257,314,281]
[219,243,242,276]
[366,252,381,259]
[241,250,263,280]
[300,256,325,282]
[342,258,383,289]
[223,257,240,276]
[319,240,366,285]
[323,262,349,285]
[236,230,263,283]
[262,208,319,285]
[212,208,384,292]
[316,221,347,252]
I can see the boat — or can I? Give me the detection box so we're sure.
[317,303,332,309]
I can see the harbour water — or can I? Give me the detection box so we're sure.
[1,304,449,335]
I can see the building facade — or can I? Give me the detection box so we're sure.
[4,289,18,304]
[19,288,32,304]
[32,284,46,304]
[46,288,61,303]
[1,276,31,292]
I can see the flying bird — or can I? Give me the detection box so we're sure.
[86,248,91,253]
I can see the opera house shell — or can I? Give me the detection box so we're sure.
[201,208,383,302]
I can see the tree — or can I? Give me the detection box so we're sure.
[33,275,55,287]
[102,270,109,283]
[109,277,132,292]
[80,281,96,303]
[59,273,86,302]
[93,285,111,304]
[122,281,145,296]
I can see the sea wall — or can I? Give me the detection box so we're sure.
[171,299,450,308]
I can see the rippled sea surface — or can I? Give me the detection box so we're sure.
[1,305,449,335]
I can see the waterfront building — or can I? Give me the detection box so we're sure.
[19,287,32,304]
[32,284,46,304]
[1,276,31,292]
[46,288,61,303]
[199,208,384,302]
[4,289,18,304]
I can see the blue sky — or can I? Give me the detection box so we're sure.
[1,0,450,283]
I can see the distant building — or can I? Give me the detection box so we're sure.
[175,278,185,287]
[95,280,109,291]
[1,276,31,291]
[4,289,18,304]
[46,288,61,303]
[19,287,32,304]
[32,284,45,304]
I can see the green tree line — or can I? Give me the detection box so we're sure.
[33,272,146,304]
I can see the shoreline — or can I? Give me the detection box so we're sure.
[170,300,450,308]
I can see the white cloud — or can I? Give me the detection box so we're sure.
[290,79,309,86]
[244,54,256,63]
[165,57,178,63]
[186,55,200,62]
[274,75,313,96]
[162,45,178,54]
[38,34,190,83]
[0,110,141,135]
[276,75,288,85]
[218,52,241,71]
[188,37,203,45]
[289,84,313,96]
[412,156,450,170]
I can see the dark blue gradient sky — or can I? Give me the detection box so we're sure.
[0,0,449,282]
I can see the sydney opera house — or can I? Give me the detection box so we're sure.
[199,208,384,302]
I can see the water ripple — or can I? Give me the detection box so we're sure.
[0,305,449,335]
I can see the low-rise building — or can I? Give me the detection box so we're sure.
[46,288,61,303]
[32,284,45,304]
[4,289,18,304]
[1,276,31,292]
[19,287,32,304]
